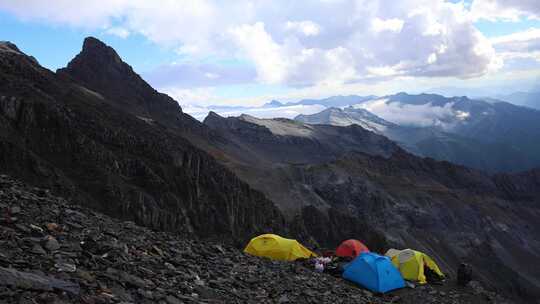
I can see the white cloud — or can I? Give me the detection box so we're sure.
[228,22,358,86]
[285,20,321,36]
[228,22,288,84]
[356,98,457,128]
[366,65,402,77]
[470,0,540,21]
[371,18,404,33]
[105,27,130,38]
[491,28,540,52]
[163,86,217,105]
[0,0,128,28]
[489,28,540,68]
[491,28,540,44]
[0,0,501,87]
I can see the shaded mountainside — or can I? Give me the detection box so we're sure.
[0,39,285,243]
[0,174,511,304]
[204,112,399,165]
[203,112,540,301]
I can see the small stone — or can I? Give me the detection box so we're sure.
[152,245,164,256]
[194,278,205,286]
[165,295,182,304]
[15,224,30,233]
[30,244,47,255]
[43,236,60,251]
[55,261,77,272]
[76,270,95,282]
[137,289,154,299]
[278,294,290,303]
[29,224,44,234]
[214,244,226,254]
[10,206,21,215]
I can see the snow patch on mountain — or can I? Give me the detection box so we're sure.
[239,114,315,137]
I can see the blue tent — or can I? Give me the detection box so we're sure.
[343,252,405,293]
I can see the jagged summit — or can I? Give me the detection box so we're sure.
[0,40,40,66]
[0,41,22,54]
[57,37,184,127]
[58,36,147,93]
[78,36,123,65]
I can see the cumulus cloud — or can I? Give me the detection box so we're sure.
[491,28,540,53]
[0,0,501,87]
[489,28,540,70]
[105,27,130,38]
[470,0,540,21]
[285,20,321,36]
[371,18,404,33]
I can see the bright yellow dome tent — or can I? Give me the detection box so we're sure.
[244,234,317,261]
[385,248,444,284]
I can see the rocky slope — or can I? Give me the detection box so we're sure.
[0,174,511,303]
[203,113,540,301]
[0,39,284,243]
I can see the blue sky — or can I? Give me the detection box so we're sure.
[1,0,539,110]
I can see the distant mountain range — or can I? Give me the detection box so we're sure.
[262,95,377,108]
[295,93,540,172]
[492,91,540,110]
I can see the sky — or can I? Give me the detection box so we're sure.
[1,0,540,110]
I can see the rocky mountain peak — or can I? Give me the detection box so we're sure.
[79,36,123,66]
[58,36,139,87]
[57,37,184,127]
[0,41,40,66]
[0,41,22,54]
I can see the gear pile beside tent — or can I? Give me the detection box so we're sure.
[244,234,447,294]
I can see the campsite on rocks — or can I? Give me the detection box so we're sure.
[2,2,540,302]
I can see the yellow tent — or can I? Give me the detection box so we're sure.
[244,234,317,261]
[385,248,444,284]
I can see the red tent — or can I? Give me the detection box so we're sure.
[335,239,369,258]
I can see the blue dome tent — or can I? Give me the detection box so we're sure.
[343,252,405,293]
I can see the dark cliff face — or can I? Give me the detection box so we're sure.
[0,39,285,243]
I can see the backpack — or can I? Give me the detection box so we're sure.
[457,263,472,286]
